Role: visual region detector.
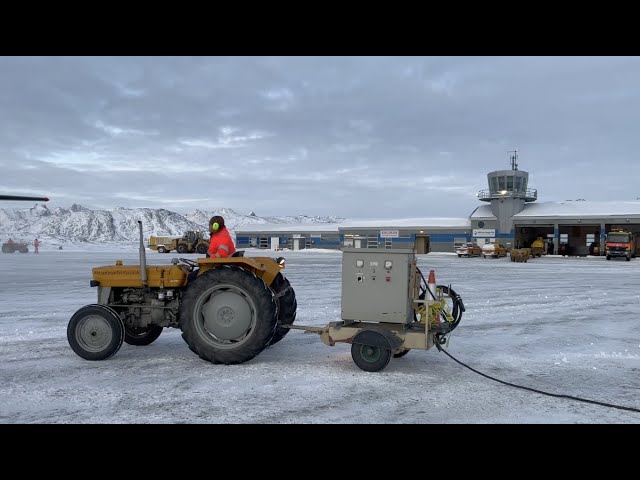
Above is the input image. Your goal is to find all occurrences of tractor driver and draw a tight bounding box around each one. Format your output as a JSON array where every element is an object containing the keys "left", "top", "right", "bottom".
[
  {"left": 207, "top": 215, "right": 236, "bottom": 258},
  {"left": 187, "top": 215, "right": 237, "bottom": 283}
]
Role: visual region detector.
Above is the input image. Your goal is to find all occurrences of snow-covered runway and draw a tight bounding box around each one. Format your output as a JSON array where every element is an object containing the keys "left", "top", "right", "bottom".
[{"left": 1, "top": 248, "right": 638, "bottom": 423}]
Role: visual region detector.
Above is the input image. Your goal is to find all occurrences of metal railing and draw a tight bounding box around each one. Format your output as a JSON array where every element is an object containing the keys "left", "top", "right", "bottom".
[{"left": 477, "top": 189, "right": 537, "bottom": 201}]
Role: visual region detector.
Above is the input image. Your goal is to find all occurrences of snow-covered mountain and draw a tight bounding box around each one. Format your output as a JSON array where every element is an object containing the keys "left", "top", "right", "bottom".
[{"left": 0, "top": 204, "right": 344, "bottom": 245}]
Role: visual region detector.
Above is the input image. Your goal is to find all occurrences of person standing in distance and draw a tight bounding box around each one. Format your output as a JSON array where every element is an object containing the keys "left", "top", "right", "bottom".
[{"left": 207, "top": 215, "right": 236, "bottom": 258}]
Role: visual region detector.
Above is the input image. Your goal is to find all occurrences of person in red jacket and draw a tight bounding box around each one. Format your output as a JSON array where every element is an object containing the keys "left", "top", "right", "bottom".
[{"left": 207, "top": 215, "right": 236, "bottom": 258}]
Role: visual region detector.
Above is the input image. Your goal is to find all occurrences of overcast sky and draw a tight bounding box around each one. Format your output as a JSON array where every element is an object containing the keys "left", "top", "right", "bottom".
[{"left": 2, "top": 56, "right": 640, "bottom": 219}]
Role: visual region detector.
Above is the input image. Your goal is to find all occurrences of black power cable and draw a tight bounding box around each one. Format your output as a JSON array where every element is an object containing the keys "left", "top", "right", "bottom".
[
  {"left": 435, "top": 340, "right": 640, "bottom": 414},
  {"left": 415, "top": 267, "right": 464, "bottom": 332}
]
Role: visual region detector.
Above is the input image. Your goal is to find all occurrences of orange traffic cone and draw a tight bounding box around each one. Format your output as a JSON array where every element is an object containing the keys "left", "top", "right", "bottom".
[{"left": 427, "top": 270, "right": 437, "bottom": 299}]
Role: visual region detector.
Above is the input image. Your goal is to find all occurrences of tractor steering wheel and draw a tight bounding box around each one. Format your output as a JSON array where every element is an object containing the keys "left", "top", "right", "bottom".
[{"left": 179, "top": 258, "right": 198, "bottom": 270}]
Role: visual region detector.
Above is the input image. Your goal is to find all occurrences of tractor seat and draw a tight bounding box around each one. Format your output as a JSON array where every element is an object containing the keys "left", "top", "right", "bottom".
[{"left": 231, "top": 250, "right": 245, "bottom": 257}]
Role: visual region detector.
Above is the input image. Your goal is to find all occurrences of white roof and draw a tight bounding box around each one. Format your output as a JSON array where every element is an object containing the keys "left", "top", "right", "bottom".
[
  {"left": 236, "top": 202, "right": 640, "bottom": 234},
  {"left": 236, "top": 217, "right": 471, "bottom": 234},
  {"left": 514, "top": 201, "right": 640, "bottom": 218},
  {"left": 236, "top": 223, "right": 343, "bottom": 233},
  {"left": 341, "top": 217, "right": 471, "bottom": 229},
  {"left": 470, "top": 201, "right": 640, "bottom": 220}
]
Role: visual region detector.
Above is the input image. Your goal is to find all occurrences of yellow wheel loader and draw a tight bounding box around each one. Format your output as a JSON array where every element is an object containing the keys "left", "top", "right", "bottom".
[{"left": 149, "top": 230, "right": 210, "bottom": 254}]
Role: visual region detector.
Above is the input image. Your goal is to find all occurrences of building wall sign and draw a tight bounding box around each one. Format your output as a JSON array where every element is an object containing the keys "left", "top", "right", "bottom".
[
  {"left": 473, "top": 228, "right": 496, "bottom": 237},
  {"left": 380, "top": 229, "right": 399, "bottom": 238}
]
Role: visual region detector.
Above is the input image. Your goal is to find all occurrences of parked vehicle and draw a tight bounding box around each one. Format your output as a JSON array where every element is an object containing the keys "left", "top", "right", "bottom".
[
  {"left": 482, "top": 242, "right": 507, "bottom": 258},
  {"left": 455, "top": 242, "right": 482, "bottom": 257},
  {"left": 605, "top": 228, "right": 636, "bottom": 261},
  {"left": 2, "top": 240, "right": 29, "bottom": 253},
  {"left": 148, "top": 230, "right": 209, "bottom": 254},
  {"left": 510, "top": 248, "right": 530, "bottom": 262},
  {"left": 530, "top": 237, "right": 545, "bottom": 257}
]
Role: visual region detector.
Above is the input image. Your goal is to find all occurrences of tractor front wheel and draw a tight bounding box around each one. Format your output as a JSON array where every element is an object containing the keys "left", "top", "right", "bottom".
[{"left": 67, "top": 305, "right": 124, "bottom": 360}]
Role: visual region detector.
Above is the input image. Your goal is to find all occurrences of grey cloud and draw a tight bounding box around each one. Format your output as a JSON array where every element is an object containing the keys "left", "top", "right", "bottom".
[{"left": 2, "top": 56, "right": 640, "bottom": 217}]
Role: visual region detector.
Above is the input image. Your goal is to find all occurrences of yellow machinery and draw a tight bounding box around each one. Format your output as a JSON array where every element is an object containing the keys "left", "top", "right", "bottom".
[
  {"left": 148, "top": 230, "right": 209, "bottom": 254},
  {"left": 67, "top": 222, "right": 296, "bottom": 365},
  {"left": 510, "top": 248, "right": 530, "bottom": 262},
  {"left": 530, "top": 237, "right": 545, "bottom": 257},
  {"left": 68, "top": 223, "right": 464, "bottom": 372}
]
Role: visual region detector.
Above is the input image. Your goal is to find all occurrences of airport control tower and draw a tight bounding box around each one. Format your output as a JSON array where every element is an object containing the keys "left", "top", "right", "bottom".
[{"left": 476, "top": 150, "right": 537, "bottom": 234}]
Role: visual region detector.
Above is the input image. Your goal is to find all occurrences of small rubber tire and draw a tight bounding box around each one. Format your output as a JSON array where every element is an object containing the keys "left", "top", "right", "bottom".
[{"left": 67, "top": 304, "right": 124, "bottom": 361}]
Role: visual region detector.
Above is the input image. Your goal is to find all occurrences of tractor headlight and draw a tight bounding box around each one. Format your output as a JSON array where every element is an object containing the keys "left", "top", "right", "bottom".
[{"left": 275, "top": 257, "right": 286, "bottom": 268}]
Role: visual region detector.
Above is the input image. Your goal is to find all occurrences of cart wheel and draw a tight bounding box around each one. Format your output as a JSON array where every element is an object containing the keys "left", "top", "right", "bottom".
[
  {"left": 351, "top": 342, "right": 392, "bottom": 372},
  {"left": 393, "top": 349, "right": 411, "bottom": 358}
]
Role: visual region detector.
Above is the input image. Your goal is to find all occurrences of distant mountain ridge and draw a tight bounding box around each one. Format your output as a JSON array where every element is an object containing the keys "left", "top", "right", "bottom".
[{"left": 0, "top": 204, "right": 345, "bottom": 244}]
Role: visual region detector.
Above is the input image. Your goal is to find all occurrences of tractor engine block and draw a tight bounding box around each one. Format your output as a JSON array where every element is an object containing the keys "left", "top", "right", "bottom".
[{"left": 115, "top": 287, "right": 181, "bottom": 328}]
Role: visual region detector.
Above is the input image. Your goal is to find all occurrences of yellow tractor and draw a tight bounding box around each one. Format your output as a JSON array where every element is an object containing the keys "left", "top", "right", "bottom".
[{"left": 67, "top": 222, "right": 296, "bottom": 364}]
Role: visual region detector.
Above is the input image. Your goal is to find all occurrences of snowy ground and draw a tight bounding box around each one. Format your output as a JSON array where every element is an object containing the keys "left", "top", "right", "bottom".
[{"left": 1, "top": 247, "right": 639, "bottom": 423}]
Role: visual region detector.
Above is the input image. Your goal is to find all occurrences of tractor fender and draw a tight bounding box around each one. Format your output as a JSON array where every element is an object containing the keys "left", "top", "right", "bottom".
[{"left": 351, "top": 328, "right": 403, "bottom": 351}]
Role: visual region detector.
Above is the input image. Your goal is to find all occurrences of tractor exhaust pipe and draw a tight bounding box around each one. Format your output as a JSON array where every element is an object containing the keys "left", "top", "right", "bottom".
[{"left": 138, "top": 221, "right": 148, "bottom": 287}]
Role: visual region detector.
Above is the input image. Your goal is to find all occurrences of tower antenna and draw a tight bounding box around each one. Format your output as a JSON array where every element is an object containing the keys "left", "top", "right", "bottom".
[{"left": 509, "top": 149, "right": 518, "bottom": 171}]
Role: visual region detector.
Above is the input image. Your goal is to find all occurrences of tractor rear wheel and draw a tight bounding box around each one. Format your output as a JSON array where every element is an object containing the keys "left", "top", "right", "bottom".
[
  {"left": 124, "top": 324, "right": 163, "bottom": 346},
  {"left": 266, "top": 273, "right": 297, "bottom": 347},
  {"left": 179, "top": 266, "right": 278, "bottom": 364},
  {"left": 67, "top": 304, "right": 125, "bottom": 360}
]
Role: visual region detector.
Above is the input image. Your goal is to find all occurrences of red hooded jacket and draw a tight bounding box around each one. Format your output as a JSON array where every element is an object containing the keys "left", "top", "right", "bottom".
[{"left": 208, "top": 227, "right": 236, "bottom": 258}]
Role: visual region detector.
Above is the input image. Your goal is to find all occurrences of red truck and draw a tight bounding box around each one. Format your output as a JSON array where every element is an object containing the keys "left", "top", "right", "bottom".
[{"left": 605, "top": 228, "right": 636, "bottom": 261}]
